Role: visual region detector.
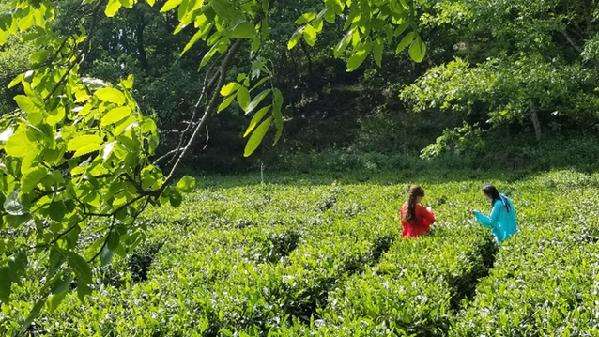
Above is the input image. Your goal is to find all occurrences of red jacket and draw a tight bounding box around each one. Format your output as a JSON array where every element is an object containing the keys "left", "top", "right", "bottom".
[{"left": 400, "top": 203, "right": 436, "bottom": 237}]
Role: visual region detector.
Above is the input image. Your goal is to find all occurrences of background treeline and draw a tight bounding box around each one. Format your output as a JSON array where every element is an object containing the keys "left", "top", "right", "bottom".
[{"left": 1, "top": 0, "right": 598, "bottom": 172}]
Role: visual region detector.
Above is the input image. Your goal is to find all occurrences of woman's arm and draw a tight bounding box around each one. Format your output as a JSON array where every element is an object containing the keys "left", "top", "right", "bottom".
[{"left": 473, "top": 203, "right": 500, "bottom": 229}]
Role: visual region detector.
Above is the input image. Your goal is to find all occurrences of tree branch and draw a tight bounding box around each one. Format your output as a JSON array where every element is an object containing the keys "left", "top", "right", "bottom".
[{"left": 163, "top": 40, "right": 242, "bottom": 185}]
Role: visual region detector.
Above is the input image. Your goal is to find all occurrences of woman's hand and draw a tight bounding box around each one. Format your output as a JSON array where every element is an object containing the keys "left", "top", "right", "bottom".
[{"left": 426, "top": 206, "right": 432, "bottom": 212}]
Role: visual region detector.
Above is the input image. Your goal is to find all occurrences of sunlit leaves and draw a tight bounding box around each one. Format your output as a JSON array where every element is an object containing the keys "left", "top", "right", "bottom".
[
  {"left": 161, "top": 0, "right": 183, "bottom": 12},
  {"left": 67, "top": 253, "right": 92, "bottom": 300},
  {"left": 229, "top": 22, "right": 255, "bottom": 39},
  {"left": 289, "top": 0, "right": 427, "bottom": 70},
  {"left": 236, "top": 86, "right": 251, "bottom": 112},
  {"left": 21, "top": 167, "right": 48, "bottom": 193},
  {"left": 0, "top": 66, "right": 169, "bottom": 320},
  {"left": 220, "top": 83, "right": 240, "bottom": 97},
  {"left": 244, "top": 116, "right": 272, "bottom": 157},
  {"left": 5, "top": 127, "right": 36, "bottom": 157},
  {"left": 67, "top": 135, "right": 103, "bottom": 158},
  {"left": 218, "top": 95, "right": 236, "bottom": 113},
  {"left": 176, "top": 176, "right": 197, "bottom": 192},
  {"left": 0, "top": 252, "right": 27, "bottom": 302},
  {"left": 302, "top": 24, "right": 317, "bottom": 46},
  {"left": 105, "top": 0, "right": 122, "bottom": 17},
  {"left": 246, "top": 89, "right": 271, "bottom": 114},
  {"left": 101, "top": 106, "right": 132, "bottom": 127},
  {"left": 396, "top": 32, "right": 417, "bottom": 54},
  {"left": 346, "top": 47, "right": 369, "bottom": 72},
  {"left": 0, "top": 2, "right": 54, "bottom": 46},
  {"left": 244, "top": 105, "right": 270, "bottom": 137},
  {"left": 408, "top": 36, "right": 426, "bottom": 63},
  {"left": 219, "top": 76, "right": 284, "bottom": 155},
  {"left": 95, "top": 87, "right": 126, "bottom": 105}
]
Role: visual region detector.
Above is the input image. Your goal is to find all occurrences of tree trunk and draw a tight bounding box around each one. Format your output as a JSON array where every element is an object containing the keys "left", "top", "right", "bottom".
[{"left": 529, "top": 103, "right": 542, "bottom": 141}]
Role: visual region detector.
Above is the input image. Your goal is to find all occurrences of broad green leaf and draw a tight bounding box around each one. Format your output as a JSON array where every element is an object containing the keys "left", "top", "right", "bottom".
[
  {"left": 8, "top": 74, "right": 24, "bottom": 88},
  {"left": 244, "top": 117, "right": 272, "bottom": 157},
  {"left": 101, "top": 106, "right": 132, "bottom": 127},
  {"left": 303, "top": 24, "right": 317, "bottom": 46},
  {"left": 199, "top": 40, "right": 226, "bottom": 68},
  {"left": 141, "top": 165, "right": 163, "bottom": 190},
  {"left": 244, "top": 105, "right": 270, "bottom": 137},
  {"left": 95, "top": 87, "right": 126, "bottom": 105},
  {"left": 46, "top": 278, "right": 69, "bottom": 312},
  {"left": 14, "top": 95, "right": 44, "bottom": 121},
  {"left": 46, "top": 202, "right": 67, "bottom": 222},
  {"left": 0, "top": 29, "right": 8, "bottom": 46},
  {"left": 220, "top": 83, "right": 239, "bottom": 97},
  {"left": 146, "top": 0, "right": 156, "bottom": 6},
  {"left": 334, "top": 29, "right": 353, "bottom": 58},
  {"left": 396, "top": 31, "right": 416, "bottom": 54},
  {"left": 181, "top": 27, "right": 209, "bottom": 55},
  {"left": 99, "top": 242, "right": 113, "bottom": 267},
  {"left": 68, "top": 253, "right": 91, "bottom": 283},
  {"left": 120, "top": 0, "right": 134, "bottom": 8},
  {"left": 230, "top": 22, "right": 255, "bottom": 39},
  {"left": 21, "top": 167, "right": 49, "bottom": 193},
  {"left": 67, "top": 253, "right": 92, "bottom": 300},
  {"left": 245, "top": 89, "right": 271, "bottom": 114},
  {"left": 161, "top": 0, "right": 183, "bottom": 12},
  {"left": 408, "top": 36, "right": 426, "bottom": 63},
  {"left": 194, "top": 13, "right": 208, "bottom": 28},
  {"left": 67, "top": 135, "right": 103, "bottom": 158},
  {"left": 0, "top": 252, "right": 27, "bottom": 302},
  {"left": 296, "top": 11, "right": 317, "bottom": 24},
  {"left": 217, "top": 95, "right": 236, "bottom": 113},
  {"left": 176, "top": 176, "right": 197, "bottom": 192},
  {"left": 237, "top": 86, "right": 251, "bottom": 112},
  {"left": 105, "top": 0, "right": 122, "bottom": 17},
  {"left": 287, "top": 30, "right": 302, "bottom": 50},
  {"left": 0, "top": 267, "right": 11, "bottom": 302},
  {"left": 168, "top": 188, "right": 183, "bottom": 207},
  {"left": 46, "top": 107, "right": 66, "bottom": 126},
  {"left": 5, "top": 128, "right": 36, "bottom": 158},
  {"left": 346, "top": 48, "right": 368, "bottom": 72},
  {"left": 211, "top": 0, "right": 239, "bottom": 22},
  {"left": 122, "top": 74, "right": 134, "bottom": 89},
  {"left": 250, "top": 77, "right": 270, "bottom": 91}
]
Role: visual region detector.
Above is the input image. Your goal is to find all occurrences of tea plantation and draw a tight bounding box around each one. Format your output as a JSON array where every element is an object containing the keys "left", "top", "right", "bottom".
[{"left": 1, "top": 169, "right": 597, "bottom": 336}]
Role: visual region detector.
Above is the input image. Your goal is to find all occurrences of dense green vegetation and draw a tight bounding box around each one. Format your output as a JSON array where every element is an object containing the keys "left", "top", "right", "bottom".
[
  {"left": 0, "top": 0, "right": 598, "bottom": 335},
  {"left": 1, "top": 169, "right": 597, "bottom": 336}
]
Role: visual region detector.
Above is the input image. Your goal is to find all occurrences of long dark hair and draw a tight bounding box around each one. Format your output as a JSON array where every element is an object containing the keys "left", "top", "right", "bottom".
[
  {"left": 406, "top": 185, "right": 424, "bottom": 222},
  {"left": 483, "top": 184, "right": 511, "bottom": 212}
]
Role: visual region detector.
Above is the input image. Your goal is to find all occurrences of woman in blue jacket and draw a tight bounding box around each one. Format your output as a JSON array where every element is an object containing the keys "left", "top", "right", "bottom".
[{"left": 469, "top": 184, "right": 517, "bottom": 243}]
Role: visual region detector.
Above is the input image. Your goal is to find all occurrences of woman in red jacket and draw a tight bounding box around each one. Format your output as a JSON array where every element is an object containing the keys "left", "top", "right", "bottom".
[{"left": 399, "top": 185, "right": 436, "bottom": 237}]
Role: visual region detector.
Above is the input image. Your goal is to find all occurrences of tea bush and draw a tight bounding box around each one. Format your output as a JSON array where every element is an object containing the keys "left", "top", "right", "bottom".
[{"left": 1, "top": 169, "right": 598, "bottom": 337}]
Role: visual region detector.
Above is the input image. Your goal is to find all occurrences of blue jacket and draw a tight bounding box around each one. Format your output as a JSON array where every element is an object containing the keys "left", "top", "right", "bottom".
[{"left": 473, "top": 194, "right": 517, "bottom": 243}]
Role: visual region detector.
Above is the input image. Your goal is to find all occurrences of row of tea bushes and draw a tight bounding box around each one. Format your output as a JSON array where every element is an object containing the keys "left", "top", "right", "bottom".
[
  {"left": 450, "top": 177, "right": 599, "bottom": 337},
  {"left": 267, "top": 225, "right": 495, "bottom": 337}
]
